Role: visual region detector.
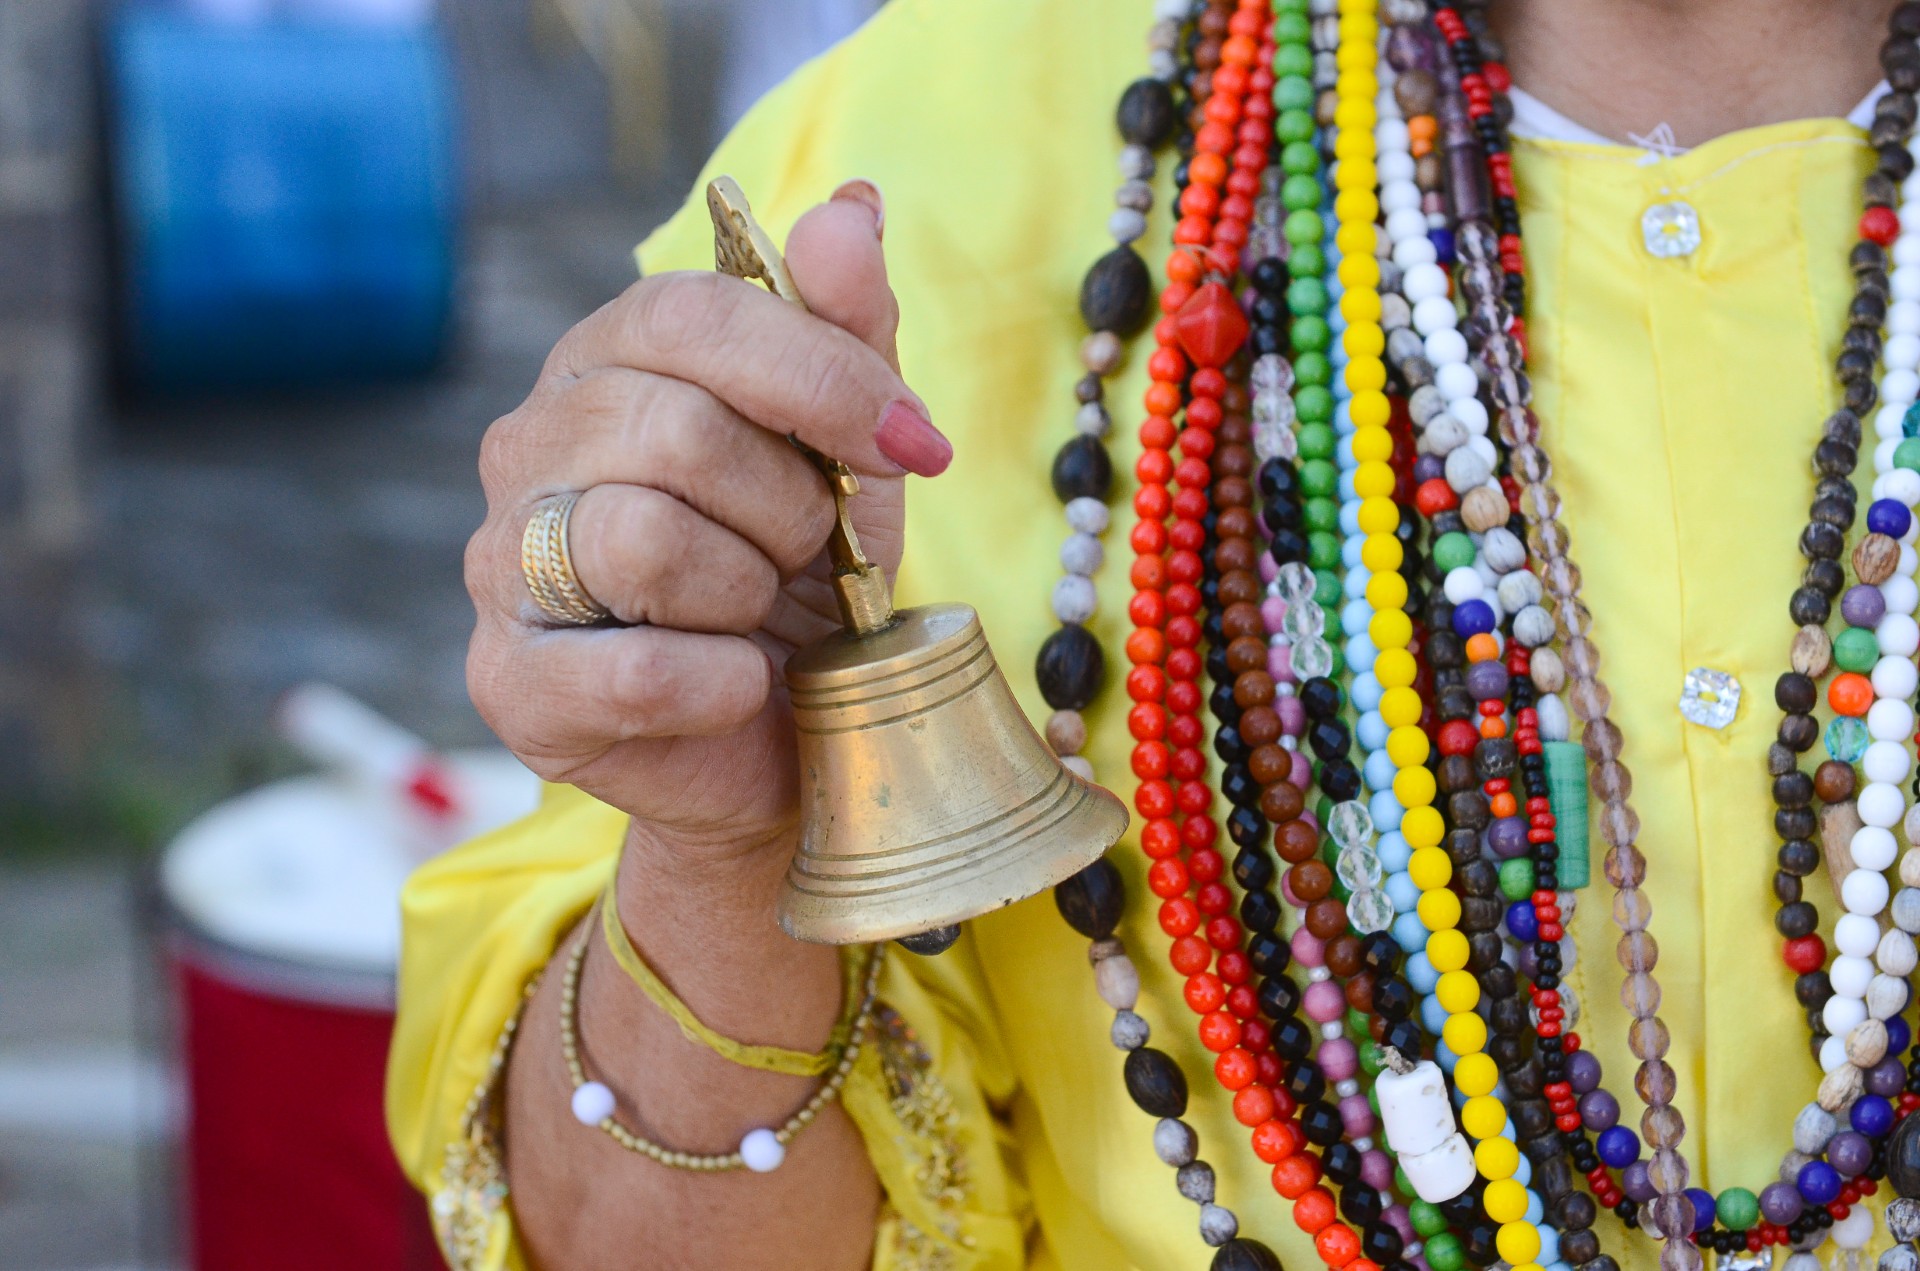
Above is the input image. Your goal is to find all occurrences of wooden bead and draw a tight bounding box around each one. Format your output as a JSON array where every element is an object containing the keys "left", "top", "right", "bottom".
[
  {"left": 1792, "top": 624, "right": 1834, "bottom": 677},
  {"left": 1529, "top": 646, "right": 1566, "bottom": 693},
  {"left": 1274, "top": 815, "right": 1318, "bottom": 862},
  {"left": 1079, "top": 246, "right": 1152, "bottom": 335},
  {"left": 1036, "top": 624, "right": 1105, "bottom": 711},
  {"left": 1054, "top": 858, "right": 1124, "bottom": 940},
  {"left": 1116, "top": 77, "right": 1176, "bottom": 146},
  {"left": 1226, "top": 635, "right": 1267, "bottom": 674},
  {"left": 1817, "top": 1061, "right": 1864, "bottom": 1112},
  {"left": 1853, "top": 1011, "right": 1895, "bottom": 1062},
  {"left": 1813, "top": 760, "right": 1856, "bottom": 803},
  {"left": 1821, "top": 802, "right": 1865, "bottom": 896},
  {"left": 1051, "top": 435, "right": 1114, "bottom": 502},
  {"left": 1304, "top": 896, "right": 1347, "bottom": 938},
  {"left": 1394, "top": 68, "right": 1439, "bottom": 114},
  {"left": 1248, "top": 744, "right": 1291, "bottom": 786},
  {"left": 1081, "top": 331, "right": 1122, "bottom": 374},
  {"left": 1854, "top": 532, "right": 1901, "bottom": 585},
  {"left": 1290, "top": 859, "right": 1333, "bottom": 901},
  {"left": 1889, "top": 1109, "right": 1920, "bottom": 1198},
  {"left": 1045, "top": 709, "right": 1087, "bottom": 757},
  {"left": 1124, "top": 1048, "right": 1189, "bottom": 1118},
  {"left": 1461, "top": 485, "right": 1509, "bottom": 532}
]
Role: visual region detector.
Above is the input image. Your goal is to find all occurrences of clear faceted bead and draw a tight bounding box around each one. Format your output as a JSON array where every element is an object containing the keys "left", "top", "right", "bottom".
[
  {"left": 1276, "top": 562, "right": 1318, "bottom": 604},
  {"left": 1347, "top": 887, "right": 1396, "bottom": 934},
  {"left": 1292, "top": 637, "right": 1335, "bottom": 678},
  {"left": 1253, "top": 390, "right": 1296, "bottom": 428},
  {"left": 1328, "top": 800, "right": 1374, "bottom": 849},
  {"left": 1251, "top": 354, "right": 1295, "bottom": 396},
  {"left": 1677, "top": 666, "right": 1740, "bottom": 729},
  {"left": 1254, "top": 415, "right": 1298, "bottom": 463},
  {"left": 1282, "top": 601, "right": 1326, "bottom": 641},
  {"left": 1336, "top": 847, "right": 1385, "bottom": 891}
]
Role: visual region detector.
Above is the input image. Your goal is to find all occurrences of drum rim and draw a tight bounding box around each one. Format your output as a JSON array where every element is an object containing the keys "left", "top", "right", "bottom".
[{"left": 166, "top": 907, "right": 397, "bottom": 1012}]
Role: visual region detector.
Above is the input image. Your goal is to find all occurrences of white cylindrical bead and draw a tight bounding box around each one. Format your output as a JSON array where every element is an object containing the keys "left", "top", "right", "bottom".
[
  {"left": 1376, "top": 1060, "right": 1457, "bottom": 1157},
  {"left": 1401, "top": 1132, "right": 1477, "bottom": 1203}
]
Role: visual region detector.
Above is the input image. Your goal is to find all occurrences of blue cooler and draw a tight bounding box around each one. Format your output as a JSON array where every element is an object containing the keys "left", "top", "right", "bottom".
[{"left": 106, "top": 7, "right": 459, "bottom": 391}]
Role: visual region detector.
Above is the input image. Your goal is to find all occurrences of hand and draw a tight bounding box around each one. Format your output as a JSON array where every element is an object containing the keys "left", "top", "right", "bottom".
[{"left": 465, "top": 182, "right": 951, "bottom": 872}]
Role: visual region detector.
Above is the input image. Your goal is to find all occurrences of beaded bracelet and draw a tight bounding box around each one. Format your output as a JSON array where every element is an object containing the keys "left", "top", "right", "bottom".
[{"left": 562, "top": 910, "right": 883, "bottom": 1173}]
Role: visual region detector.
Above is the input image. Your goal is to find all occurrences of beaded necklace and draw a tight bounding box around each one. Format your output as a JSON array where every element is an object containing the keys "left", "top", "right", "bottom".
[
  {"left": 1044, "top": 2, "right": 1287, "bottom": 1260},
  {"left": 1025, "top": 2, "right": 1920, "bottom": 1268},
  {"left": 1436, "top": 7, "right": 1920, "bottom": 1267}
]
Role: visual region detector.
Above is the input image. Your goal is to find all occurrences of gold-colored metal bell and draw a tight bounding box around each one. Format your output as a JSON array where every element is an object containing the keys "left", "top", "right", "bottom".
[{"left": 707, "top": 177, "right": 1128, "bottom": 946}]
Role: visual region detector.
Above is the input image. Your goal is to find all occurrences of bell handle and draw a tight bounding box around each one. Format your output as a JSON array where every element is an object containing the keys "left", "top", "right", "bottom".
[{"left": 706, "top": 176, "right": 894, "bottom": 636}]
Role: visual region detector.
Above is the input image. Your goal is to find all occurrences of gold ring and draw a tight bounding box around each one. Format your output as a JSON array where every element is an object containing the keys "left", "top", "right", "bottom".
[{"left": 520, "top": 493, "right": 613, "bottom": 626}]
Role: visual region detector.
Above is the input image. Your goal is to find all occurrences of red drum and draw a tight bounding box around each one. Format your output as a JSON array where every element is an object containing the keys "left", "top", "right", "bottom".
[{"left": 162, "top": 751, "right": 539, "bottom": 1271}]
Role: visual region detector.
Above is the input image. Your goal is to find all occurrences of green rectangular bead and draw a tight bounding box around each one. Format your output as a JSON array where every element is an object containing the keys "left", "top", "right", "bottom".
[{"left": 1544, "top": 740, "right": 1590, "bottom": 889}]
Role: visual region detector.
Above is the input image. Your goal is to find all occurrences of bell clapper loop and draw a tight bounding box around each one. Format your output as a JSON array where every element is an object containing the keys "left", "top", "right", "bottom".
[
  {"left": 820, "top": 459, "right": 894, "bottom": 635},
  {"left": 707, "top": 176, "right": 895, "bottom": 637}
]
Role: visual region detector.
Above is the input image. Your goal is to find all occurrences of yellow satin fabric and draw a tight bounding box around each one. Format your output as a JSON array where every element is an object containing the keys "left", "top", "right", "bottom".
[{"left": 385, "top": 0, "right": 1889, "bottom": 1266}]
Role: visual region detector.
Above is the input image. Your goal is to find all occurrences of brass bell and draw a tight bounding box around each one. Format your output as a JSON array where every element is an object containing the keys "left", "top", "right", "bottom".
[{"left": 707, "top": 177, "right": 1128, "bottom": 947}]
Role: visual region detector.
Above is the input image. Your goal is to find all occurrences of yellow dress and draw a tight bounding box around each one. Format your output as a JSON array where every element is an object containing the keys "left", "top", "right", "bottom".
[{"left": 385, "top": 0, "right": 1889, "bottom": 1266}]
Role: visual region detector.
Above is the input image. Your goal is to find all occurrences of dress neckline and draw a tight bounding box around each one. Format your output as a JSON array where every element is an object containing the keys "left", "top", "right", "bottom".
[{"left": 1507, "top": 81, "right": 1885, "bottom": 155}]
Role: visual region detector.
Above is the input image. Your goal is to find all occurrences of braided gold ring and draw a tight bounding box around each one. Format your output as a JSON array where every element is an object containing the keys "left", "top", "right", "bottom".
[{"left": 520, "top": 492, "right": 613, "bottom": 626}]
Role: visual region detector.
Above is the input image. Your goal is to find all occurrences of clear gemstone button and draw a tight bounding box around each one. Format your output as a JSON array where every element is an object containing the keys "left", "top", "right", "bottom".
[
  {"left": 1679, "top": 666, "right": 1740, "bottom": 729},
  {"left": 1642, "top": 202, "right": 1701, "bottom": 258}
]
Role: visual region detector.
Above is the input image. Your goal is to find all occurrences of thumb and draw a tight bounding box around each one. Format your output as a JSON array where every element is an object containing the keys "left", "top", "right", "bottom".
[
  {"left": 786, "top": 180, "right": 947, "bottom": 481},
  {"left": 785, "top": 180, "right": 902, "bottom": 373}
]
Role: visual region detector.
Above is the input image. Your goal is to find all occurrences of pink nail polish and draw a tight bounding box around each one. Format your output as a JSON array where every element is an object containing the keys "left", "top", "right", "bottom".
[
  {"left": 830, "top": 179, "right": 885, "bottom": 239},
  {"left": 875, "top": 400, "right": 951, "bottom": 477}
]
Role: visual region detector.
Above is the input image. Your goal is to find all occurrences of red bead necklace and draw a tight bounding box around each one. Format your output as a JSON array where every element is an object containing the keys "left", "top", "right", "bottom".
[{"left": 1126, "top": 6, "right": 1369, "bottom": 1266}]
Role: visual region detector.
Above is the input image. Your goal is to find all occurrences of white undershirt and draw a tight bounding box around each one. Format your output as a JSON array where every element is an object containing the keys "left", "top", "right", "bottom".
[{"left": 1506, "top": 82, "right": 1888, "bottom": 154}]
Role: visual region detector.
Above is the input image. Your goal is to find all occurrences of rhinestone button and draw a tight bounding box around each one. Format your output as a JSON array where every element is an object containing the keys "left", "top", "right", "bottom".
[
  {"left": 1642, "top": 201, "right": 1701, "bottom": 258},
  {"left": 1679, "top": 666, "right": 1741, "bottom": 729}
]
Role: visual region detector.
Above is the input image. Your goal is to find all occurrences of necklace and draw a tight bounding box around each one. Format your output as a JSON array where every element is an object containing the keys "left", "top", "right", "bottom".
[{"left": 1027, "top": 1, "right": 1920, "bottom": 1266}]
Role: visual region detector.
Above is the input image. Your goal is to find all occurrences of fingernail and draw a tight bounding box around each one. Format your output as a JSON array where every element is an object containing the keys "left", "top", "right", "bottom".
[
  {"left": 831, "top": 178, "right": 885, "bottom": 239},
  {"left": 875, "top": 400, "right": 951, "bottom": 477}
]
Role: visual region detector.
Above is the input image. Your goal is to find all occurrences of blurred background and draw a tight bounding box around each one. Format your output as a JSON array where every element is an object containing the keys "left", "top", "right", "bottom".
[{"left": 0, "top": 0, "right": 883, "bottom": 1265}]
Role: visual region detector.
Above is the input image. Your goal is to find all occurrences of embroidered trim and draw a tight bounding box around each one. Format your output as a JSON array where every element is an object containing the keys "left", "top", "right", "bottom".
[
  {"left": 875, "top": 1003, "right": 973, "bottom": 1269},
  {"left": 431, "top": 978, "right": 537, "bottom": 1269}
]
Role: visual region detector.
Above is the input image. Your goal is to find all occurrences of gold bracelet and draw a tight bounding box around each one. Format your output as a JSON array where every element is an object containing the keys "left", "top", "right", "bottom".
[{"left": 560, "top": 906, "right": 882, "bottom": 1172}]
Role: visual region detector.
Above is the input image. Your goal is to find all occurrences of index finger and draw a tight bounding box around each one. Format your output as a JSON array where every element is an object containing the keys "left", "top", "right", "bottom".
[{"left": 550, "top": 270, "right": 946, "bottom": 478}]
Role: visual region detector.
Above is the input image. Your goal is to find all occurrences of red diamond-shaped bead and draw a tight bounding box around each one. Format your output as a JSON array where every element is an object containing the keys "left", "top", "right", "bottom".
[{"left": 1172, "top": 281, "right": 1248, "bottom": 369}]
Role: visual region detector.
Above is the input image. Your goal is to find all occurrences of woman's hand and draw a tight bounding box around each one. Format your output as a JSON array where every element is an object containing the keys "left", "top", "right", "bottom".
[
  {"left": 465, "top": 184, "right": 949, "bottom": 869},
  {"left": 491, "top": 187, "right": 937, "bottom": 1268}
]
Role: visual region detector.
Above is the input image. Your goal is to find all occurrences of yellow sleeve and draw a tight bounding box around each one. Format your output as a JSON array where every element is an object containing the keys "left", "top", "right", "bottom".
[
  {"left": 388, "top": 0, "right": 1165, "bottom": 1260},
  {"left": 385, "top": 778, "right": 1034, "bottom": 1270}
]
